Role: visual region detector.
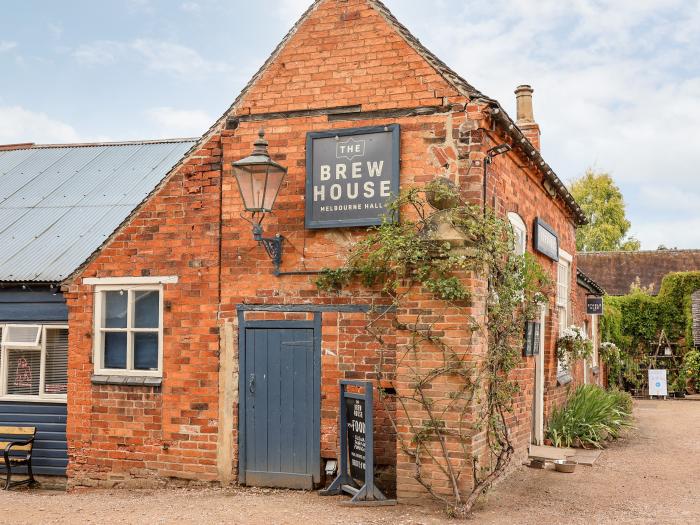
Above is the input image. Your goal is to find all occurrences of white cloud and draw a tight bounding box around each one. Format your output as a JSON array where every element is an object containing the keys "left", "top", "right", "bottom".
[
  {"left": 48, "top": 22, "right": 63, "bottom": 39},
  {"left": 73, "top": 38, "right": 231, "bottom": 78},
  {"left": 632, "top": 217, "right": 700, "bottom": 250},
  {"left": 383, "top": 0, "right": 700, "bottom": 249},
  {"left": 0, "top": 106, "right": 81, "bottom": 144},
  {"left": 0, "top": 41, "right": 17, "bottom": 53},
  {"left": 146, "top": 106, "right": 212, "bottom": 137},
  {"left": 180, "top": 1, "right": 200, "bottom": 12},
  {"left": 73, "top": 40, "right": 123, "bottom": 65},
  {"left": 131, "top": 39, "right": 229, "bottom": 77},
  {"left": 126, "top": 0, "right": 154, "bottom": 14}
]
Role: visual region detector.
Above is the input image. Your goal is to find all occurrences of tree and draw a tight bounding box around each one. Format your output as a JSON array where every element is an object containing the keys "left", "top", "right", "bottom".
[{"left": 570, "top": 169, "right": 640, "bottom": 252}]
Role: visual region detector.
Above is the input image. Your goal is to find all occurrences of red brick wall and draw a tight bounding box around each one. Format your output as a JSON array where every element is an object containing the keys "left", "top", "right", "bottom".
[
  {"left": 479, "top": 127, "right": 585, "bottom": 458},
  {"left": 64, "top": 0, "right": 580, "bottom": 499},
  {"left": 65, "top": 137, "right": 224, "bottom": 487}
]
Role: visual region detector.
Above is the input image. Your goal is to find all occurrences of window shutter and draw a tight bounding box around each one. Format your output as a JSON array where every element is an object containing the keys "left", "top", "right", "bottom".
[{"left": 44, "top": 328, "right": 68, "bottom": 395}]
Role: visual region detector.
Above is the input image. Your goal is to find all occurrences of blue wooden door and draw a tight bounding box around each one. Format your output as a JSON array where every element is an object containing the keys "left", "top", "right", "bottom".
[{"left": 242, "top": 324, "right": 320, "bottom": 489}]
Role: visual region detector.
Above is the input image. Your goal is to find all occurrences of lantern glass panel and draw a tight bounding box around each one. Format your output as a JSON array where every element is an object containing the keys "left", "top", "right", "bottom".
[
  {"left": 233, "top": 167, "right": 255, "bottom": 211},
  {"left": 250, "top": 165, "right": 270, "bottom": 211},
  {"left": 262, "top": 166, "right": 285, "bottom": 211}
]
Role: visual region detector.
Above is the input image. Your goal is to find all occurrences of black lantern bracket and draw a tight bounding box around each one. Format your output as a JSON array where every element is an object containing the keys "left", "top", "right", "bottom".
[
  {"left": 239, "top": 213, "right": 285, "bottom": 276},
  {"left": 252, "top": 219, "right": 284, "bottom": 276}
]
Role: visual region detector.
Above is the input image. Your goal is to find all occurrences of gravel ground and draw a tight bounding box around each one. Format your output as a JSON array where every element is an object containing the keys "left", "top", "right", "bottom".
[{"left": 1, "top": 399, "right": 698, "bottom": 525}]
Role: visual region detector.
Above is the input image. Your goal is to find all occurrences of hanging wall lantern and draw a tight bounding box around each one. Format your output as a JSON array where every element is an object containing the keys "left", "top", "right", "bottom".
[{"left": 233, "top": 129, "right": 288, "bottom": 275}]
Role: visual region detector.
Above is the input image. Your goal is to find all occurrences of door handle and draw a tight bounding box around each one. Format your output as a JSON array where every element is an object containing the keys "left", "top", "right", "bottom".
[{"left": 248, "top": 373, "right": 255, "bottom": 394}]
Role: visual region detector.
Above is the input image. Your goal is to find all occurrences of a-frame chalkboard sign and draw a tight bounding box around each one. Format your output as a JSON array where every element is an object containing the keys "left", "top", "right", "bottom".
[{"left": 320, "top": 380, "right": 395, "bottom": 505}]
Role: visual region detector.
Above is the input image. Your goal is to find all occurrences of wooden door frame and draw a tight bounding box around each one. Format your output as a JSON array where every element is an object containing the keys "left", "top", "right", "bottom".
[
  {"left": 236, "top": 312, "right": 322, "bottom": 486},
  {"left": 532, "top": 304, "right": 546, "bottom": 445}
]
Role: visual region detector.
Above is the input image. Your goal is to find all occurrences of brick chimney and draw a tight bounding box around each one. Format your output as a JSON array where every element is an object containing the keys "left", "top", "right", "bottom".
[{"left": 515, "top": 85, "right": 541, "bottom": 151}]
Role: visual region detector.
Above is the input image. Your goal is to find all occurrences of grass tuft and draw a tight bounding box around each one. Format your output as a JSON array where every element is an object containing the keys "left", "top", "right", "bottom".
[{"left": 546, "top": 385, "right": 634, "bottom": 448}]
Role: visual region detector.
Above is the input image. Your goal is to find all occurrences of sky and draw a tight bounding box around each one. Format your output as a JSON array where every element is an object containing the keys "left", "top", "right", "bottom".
[{"left": 1, "top": 0, "right": 699, "bottom": 249}]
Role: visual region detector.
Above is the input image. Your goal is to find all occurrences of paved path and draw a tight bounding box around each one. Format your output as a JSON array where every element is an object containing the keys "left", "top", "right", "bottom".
[
  {"left": 0, "top": 399, "right": 697, "bottom": 524},
  {"left": 476, "top": 399, "right": 700, "bottom": 524}
]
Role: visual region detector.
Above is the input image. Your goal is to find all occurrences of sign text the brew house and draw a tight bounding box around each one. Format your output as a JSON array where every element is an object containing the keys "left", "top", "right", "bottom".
[{"left": 305, "top": 125, "right": 400, "bottom": 229}]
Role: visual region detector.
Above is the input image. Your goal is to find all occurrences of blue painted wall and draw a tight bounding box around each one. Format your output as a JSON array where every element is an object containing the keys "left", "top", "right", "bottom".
[
  {"left": 0, "top": 286, "right": 67, "bottom": 322},
  {"left": 0, "top": 287, "right": 68, "bottom": 477},
  {"left": 0, "top": 402, "right": 67, "bottom": 476}
]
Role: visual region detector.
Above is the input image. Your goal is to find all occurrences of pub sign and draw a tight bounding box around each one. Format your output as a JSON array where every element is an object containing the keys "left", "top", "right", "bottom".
[
  {"left": 533, "top": 217, "right": 559, "bottom": 261},
  {"left": 305, "top": 125, "right": 400, "bottom": 229},
  {"left": 586, "top": 296, "right": 604, "bottom": 315}
]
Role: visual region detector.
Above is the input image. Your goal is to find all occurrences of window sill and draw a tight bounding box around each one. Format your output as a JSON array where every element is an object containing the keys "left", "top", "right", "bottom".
[
  {"left": 0, "top": 396, "right": 67, "bottom": 404},
  {"left": 91, "top": 374, "right": 162, "bottom": 387}
]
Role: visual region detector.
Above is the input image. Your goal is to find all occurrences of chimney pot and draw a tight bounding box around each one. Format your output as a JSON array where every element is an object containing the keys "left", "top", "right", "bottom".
[
  {"left": 515, "top": 84, "right": 534, "bottom": 124},
  {"left": 514, "top": 84, "right": 541, "bottom": 150}
]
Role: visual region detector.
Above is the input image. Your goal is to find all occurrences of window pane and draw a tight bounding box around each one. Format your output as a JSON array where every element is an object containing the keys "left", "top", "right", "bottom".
[
  {"left": 133, "top": 332, "right": 158, "bottom": 370},
  {"left": 104, "top": 291, "right": 128, "bottom": 328},
  {"left": 104, "top": 332, "right": 127, "bottom": 369},
  {"left": 4, "top": 325, "right": 42, "bottom": 346},
  {"left": 134, "top": 290, "right": 159, "bottom": 328},
  {"left": 7, "top": 349, "right": 40, "bottom": 396},
  {"left": 45, "top": 328, "right": 68, "bottom": 395}
]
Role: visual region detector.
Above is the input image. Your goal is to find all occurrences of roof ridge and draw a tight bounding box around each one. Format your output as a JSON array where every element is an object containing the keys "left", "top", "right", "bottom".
[
  {"left": 0, "top": 138, "right": 198, "bottom": 151},
  {"left": 1, "top": 138, "right": 199, "bottom": 150}
]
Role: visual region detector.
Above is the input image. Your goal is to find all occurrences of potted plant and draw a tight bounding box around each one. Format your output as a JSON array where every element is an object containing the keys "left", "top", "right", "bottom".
[{"left": 556, "top": 325, "right": 593, "bottom": 372}]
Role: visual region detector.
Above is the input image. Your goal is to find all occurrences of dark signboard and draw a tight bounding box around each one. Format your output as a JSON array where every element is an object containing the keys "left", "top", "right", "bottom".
[
  {"left": 533, "top": 218, "right": 559, "bottom": 261},
  {"left": 305, "top": 125, "right": 400, "bottom": 229},
  {"left": 523, "top": 320, "right": 541, "bottom": 356},
  {"left": 587, "top": 296, "right": 604, "bottom": 315},
  {"left": 321, "top": 380, "right": 392, "bottom": 504},
  {"left": 345, "top": 397, "right": 367, "bottom": 481}
]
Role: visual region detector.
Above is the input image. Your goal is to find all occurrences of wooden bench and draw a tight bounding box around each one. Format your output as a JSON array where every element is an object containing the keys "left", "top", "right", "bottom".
[{"left": 0, "top": 426, "right": 37, "bottom": 490}]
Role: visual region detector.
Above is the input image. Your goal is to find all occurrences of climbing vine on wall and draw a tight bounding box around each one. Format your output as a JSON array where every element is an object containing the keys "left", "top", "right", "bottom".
[{"left": 316, "top": 180, "right": 550, "bottom": 517}]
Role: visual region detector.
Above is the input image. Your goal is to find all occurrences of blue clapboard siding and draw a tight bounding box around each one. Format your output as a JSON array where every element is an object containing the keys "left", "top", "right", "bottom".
[
  {"left": 0, "top": 402, "right": 67, "bottom": 476},
  {"left": 0, "top": 287, "right": 67, "bottom": 322}
]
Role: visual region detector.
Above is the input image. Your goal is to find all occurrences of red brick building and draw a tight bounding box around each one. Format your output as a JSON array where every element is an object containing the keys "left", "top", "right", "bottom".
[{"left": 59, "top": 0, "right": 598, "bottom": 499}]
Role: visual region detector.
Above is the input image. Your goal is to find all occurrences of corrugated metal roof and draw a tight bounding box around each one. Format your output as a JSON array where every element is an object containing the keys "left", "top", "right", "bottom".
[{"left": 0, "top": 139, "right": 196, "bottom": 282}]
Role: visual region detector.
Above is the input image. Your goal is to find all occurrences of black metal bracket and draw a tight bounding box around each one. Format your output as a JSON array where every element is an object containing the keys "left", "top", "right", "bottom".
[{"left": 251, "top": 222, "right": 284, "bottom": 276}]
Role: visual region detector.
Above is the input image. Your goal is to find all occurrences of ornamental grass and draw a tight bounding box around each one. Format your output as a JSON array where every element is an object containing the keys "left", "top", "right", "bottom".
[{"left": 546, "top": 385, "right": 634, "bottom": 449}]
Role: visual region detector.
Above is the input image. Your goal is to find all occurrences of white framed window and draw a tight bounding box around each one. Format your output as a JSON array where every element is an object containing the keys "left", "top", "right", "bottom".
[
  {"left": 507, "top": 212, "right": 527, "bottom": 256},
  {"left": 93, "top": 284, "right": 163, "bottom": 377},
  {"left": 556, "top": 249, "right": 572, "bottom": 377},
  {"left": 557, "top": 250, "right": 572, "bottom": 320},
  {"left": 0, "top": 324, "right": 68, "bottom": 402}
]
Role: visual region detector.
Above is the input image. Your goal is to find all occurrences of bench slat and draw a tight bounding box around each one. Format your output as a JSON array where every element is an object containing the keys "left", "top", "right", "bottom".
[
  {"left": 0, "top": 442, "right": 32, "bottom": 451},
  {"left": 0, "top": 426, "right": 36, "bottom": 435}
]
